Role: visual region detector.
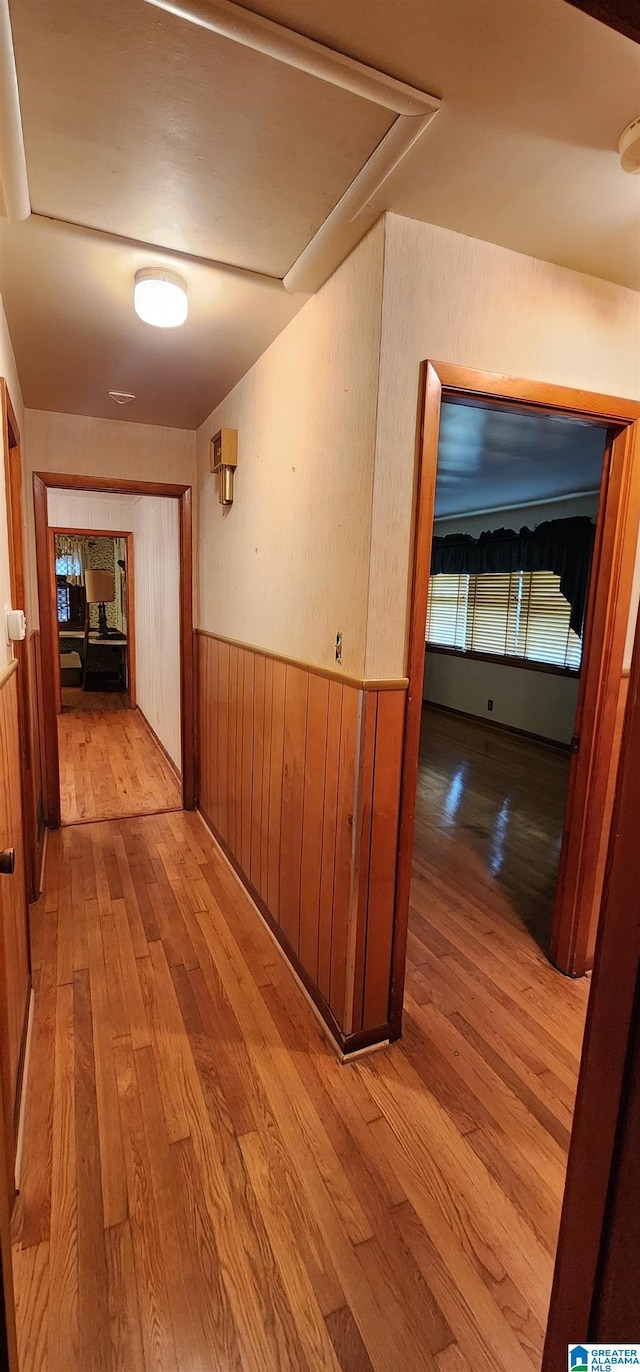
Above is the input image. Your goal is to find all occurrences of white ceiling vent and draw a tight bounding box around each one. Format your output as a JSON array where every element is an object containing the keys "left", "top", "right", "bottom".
[{"left": 108, "top": 390, "right": 136, "bottom": 405}]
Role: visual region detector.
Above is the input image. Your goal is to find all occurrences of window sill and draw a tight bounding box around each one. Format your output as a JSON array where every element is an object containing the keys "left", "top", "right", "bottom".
[{"left": 425, "top": 644, "right": 580, "bottom": 679}]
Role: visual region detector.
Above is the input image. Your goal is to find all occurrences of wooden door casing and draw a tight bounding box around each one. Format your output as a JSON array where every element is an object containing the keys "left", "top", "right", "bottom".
[
  {"left": 544, "top": 543, "right": 640, "bottom": 1362},
  {"left": 389, "top": 363, "right": 640, "bottom": 1035},
  {"left": 33, "top": 471, "right": 195, "bottom": 826}
]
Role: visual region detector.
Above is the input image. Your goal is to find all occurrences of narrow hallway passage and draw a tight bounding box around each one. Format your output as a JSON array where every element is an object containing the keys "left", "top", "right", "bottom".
[
  {"left": 12, "top": 808, "right": 588, "bottom": 1372},
  {"left": 57, "top": 710, "right": 182, "bottom": 823}
]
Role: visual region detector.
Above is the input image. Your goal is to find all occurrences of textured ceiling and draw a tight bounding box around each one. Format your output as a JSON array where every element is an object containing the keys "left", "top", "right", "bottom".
[
  {"left": 434, "top": 401, "right": 608, "bottom": 518},
  {"left": 1, "top": 0, "right": 639, "bottom": 429},
  {"left": 0, "top": 215, "right": 303, "bottom": 427}
]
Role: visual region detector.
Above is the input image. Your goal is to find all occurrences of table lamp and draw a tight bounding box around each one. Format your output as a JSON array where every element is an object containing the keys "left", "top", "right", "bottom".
[{"left": 84, "top": 568, "right": 115, "bottom": 638}]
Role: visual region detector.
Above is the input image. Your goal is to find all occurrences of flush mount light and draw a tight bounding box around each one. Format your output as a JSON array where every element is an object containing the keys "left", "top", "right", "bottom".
[
  {"left": 133, "top": 268, "right": 188, "bottom": 328},
  {"left": 108, "top": 391, "right": 136, "bottom": 405}
]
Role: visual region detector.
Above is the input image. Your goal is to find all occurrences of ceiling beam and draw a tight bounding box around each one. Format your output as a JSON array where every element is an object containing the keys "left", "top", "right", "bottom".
[
  {"left": 283, "top": 111, "right": 436, "bottom": 295},
  {"left": 146, "top": 0, "right": 440, "bottom": 294},
  {"left": 144, "top": 0, "right": 439, "bottom": 114},
  {"left": 0, "top": 0, "right": 30, "bottom": 220}
]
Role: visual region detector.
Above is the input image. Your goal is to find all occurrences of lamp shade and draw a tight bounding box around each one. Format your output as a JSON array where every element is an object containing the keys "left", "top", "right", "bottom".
[{"left": 84, "top": 569, "right": 115, "bottom": 603}]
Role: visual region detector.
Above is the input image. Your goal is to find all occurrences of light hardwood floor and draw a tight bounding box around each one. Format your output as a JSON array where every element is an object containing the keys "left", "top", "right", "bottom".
[
  {"left": 12, "top": 715, "right": 590, "bottom": 1372},
  {"left": 58, "top": 707, "right": 182, "bottom": 823}
]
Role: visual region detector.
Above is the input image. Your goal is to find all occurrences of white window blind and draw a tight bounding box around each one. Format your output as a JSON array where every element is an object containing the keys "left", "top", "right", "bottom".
[{"left": 426, "top": 570, "right": 582, "bottom": 671}]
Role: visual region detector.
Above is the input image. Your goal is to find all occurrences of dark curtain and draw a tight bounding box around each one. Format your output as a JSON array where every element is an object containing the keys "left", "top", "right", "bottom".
[{"left": 431, "top": 516, "right": 596, "bottom": 636}]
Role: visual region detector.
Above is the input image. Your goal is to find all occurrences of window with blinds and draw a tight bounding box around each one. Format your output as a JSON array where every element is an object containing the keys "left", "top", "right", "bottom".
[{"left": 426, "top": 570, "right": 582, "bottom": 671}]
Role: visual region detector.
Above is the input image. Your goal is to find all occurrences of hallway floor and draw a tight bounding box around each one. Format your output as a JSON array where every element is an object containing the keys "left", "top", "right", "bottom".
[
  {"left": 11, "top": 795, "right": 589, "bottom": 1371},
  {"left": 58, "top": 708, "right": 182, "bottom": 823}
]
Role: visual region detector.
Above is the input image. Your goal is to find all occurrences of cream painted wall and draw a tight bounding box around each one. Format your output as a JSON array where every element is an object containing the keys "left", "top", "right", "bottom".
[
  {"left": 0, "top": 297, "right": 25, "bottom": 666},
  {"left": 132, "top": 495, "right": 181, "bottom": 769},
  {"left": 46, "top": 488, "right": 181, "bottom": 768},
  {"left": 366, "top": 215, "right": 640, "bottom": 678},
  {"left": 25, "top": 408, "right": 195, "bottom": 626},
  {"left": 195, "top": 220, "right": 385, "bottom": 677},
  {"left": 424, "top": 656, "right": 579, "bottom": 745}
]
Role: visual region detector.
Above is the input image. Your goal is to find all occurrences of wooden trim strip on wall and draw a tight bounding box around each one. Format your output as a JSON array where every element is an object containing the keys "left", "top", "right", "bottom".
[{"left": 195, "top": 628, "right": 409, "bottom": 692}]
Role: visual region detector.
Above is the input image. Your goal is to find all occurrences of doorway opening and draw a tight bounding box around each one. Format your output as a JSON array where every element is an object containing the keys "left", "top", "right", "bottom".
[
  {"left": 419, "top": 398, "right": 606, "bottom": 959},
  {"left": 33, "top": 472, "right": 195, "bottom": 827},
  {"left": 54, "top": 529, "right": 133, "bottom": 712},
  {"left": 392, "top": 365, "right": 640, "bottom": 1040}
]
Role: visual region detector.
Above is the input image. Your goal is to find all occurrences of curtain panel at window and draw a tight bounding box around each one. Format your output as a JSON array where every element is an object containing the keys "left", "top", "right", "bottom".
[{"left": 431, "top": 517, "right": 595, "bottom": 636}]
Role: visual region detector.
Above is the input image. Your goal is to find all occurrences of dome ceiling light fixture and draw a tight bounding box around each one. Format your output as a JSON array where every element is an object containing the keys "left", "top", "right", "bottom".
[
  {"left": 133, "top": 268, "right": 188, "bottom": 328},
  {"left": 108, "top": 390, "right": 136, "bottom": 405}
]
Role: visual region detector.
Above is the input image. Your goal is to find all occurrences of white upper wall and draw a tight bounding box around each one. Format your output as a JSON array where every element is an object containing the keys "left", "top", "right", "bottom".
[
  {"left": 195, "top": 219, "right": 385, "bottom": 678},
  {"left": 0, "top": 297, "right": 25, "bottom": 666},
  {"left": 366, "top": 215, "right": 640, "bottom": 678}
]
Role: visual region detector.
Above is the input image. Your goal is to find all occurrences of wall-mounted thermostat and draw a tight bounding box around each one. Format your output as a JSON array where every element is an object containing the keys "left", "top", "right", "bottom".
[{"left": 5, "top": 607, "right": 26, "bottom": 644}]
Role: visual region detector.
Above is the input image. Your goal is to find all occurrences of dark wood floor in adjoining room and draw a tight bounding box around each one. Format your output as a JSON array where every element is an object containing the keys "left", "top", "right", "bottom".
[{"left": 11, "top": 710, "right": 590, "bottom": 1372}]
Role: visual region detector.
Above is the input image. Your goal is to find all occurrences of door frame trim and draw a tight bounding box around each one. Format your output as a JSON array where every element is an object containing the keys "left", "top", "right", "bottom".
[
  {"left": 33, "top": 471, "right": 194, "bottom": 826},
  {"left": 1, "top": 381, "right": 38, "bottom": 901},
  {"left": 389, "top": 361, "right": 640, "bottom": 1036}
]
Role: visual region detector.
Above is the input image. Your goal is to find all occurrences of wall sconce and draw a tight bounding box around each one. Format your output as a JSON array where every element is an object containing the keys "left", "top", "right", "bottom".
[{"left": 210, "top": 428, "right": 238, "bottom": 505}]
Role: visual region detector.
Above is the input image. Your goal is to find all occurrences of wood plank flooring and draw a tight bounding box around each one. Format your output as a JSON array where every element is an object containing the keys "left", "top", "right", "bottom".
[
  {"left": 58, "top": 708, "right": 182, "bottom": 824},
  {"left": 12, "top": 704, "right": 590, "bottom": 1372},
  {"left": 416, "top": 706, "right": 572, "bottom": 954}
]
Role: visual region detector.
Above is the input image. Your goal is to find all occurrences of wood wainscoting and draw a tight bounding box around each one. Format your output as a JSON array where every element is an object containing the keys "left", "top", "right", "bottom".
[
  {"left": 195, "top": 631, "right": 407, "bottom": 1053},
  {"left": 0, "top": 661, "right": 31, "bottom": 1198}
]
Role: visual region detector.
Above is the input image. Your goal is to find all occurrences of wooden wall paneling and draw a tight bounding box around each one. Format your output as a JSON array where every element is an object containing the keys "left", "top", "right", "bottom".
[
  {"left": 279, "top": 665, "right": 309, "bottom": 955},
  {"left": 226, "top": 645, "right": 238, "bottom": 860},
  {"left": 209, "top": 636, "right": 220, "bottom": 833},
  {"left": 361, "top": 691, "right": 406, "bottom": 1033},
  {"left": 266, "top": 660, "right": 285, "bottom": 920},
  {"left": 317, "top": 681, "right": 342, "bottom": 1003},
  {"left": 195, "top": 632, "right": 406, "bottom": 1048},
  {"left": 28, "top": 631, "right": 45, "bottom": 879},
  {"left": 259, "top": 657, "right": 274, "bottom": 902},
  {"left": 196, "top": 632, "right": 207, "bottom": 813},
  {"left": 216, "top": 641, "right": 230, "bottom": 846},
  {"left": 298, "top": 674, "right": 330, "bottom": 982},
  {"left": 241, "top": 649, "right": 255, "bottom": 879},
  {"left": 0, "top": 665, "right": 30, "bottom": 1196},
  {"left": 329, "top": 685, "right": 359, "bottom": 1026},
  {"left": 235, "top": 649, "right": 246, "bottom": 878},
  {"left": 350, "top": 692, "right": 378, "bottom": 1034},
  {"left": 250, "top": 654, "right": 266, "bottom": 893}
]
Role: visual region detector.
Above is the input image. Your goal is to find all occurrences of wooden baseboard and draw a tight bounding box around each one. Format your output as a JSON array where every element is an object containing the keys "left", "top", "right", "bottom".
[
  {"left": 60, "top": 805, "right": 183, "bottom": 829},
  {"left": 196, "top": 806, "right": 390, "bottom": 1059},
  {"left": 423, "top": 698, "right": 572, "bottom": 752},
  {"left": 136, "top": 706, "right": 182, "bottom": 783}
]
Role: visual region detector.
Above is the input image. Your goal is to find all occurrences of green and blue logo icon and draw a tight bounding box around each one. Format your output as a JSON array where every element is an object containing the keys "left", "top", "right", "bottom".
[{"left": 569, "top": 1351, "right": 589, "bottom": 1372}]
